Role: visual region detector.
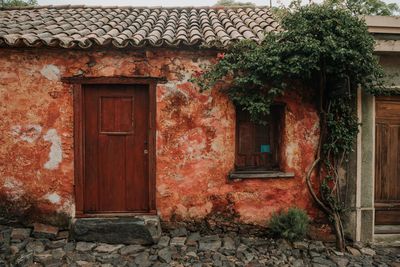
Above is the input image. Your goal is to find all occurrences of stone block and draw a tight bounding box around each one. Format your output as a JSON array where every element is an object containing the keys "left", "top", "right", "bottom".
[
  {"left": 119, "top": 244, "right": 146, "bottom": 255},
  {"left": 170, "top": 227, "right": 188, "bottom": 237},
  {"left": 170, "top": 237, "right": 186, "bottom": 246},
  {"left": 157, "top": 236, "right": 170, "bottom": 248},
  {"left": 94, "top": 243, "right": 124, "bottom": 253},
  {"left": 0, "top": 227, "right": 11, "bottom": 253},
  {"left": 346, "top": 246, "right": 361, "bottom": 256},
  {"left": 309, "top": 241, "right": 326, "bottom": 253},
  {"left": 11, "top": 228, "right": 31, "bottom": 240},
  {"left": 292, "top": 241, "right": 309, "bottom": 250},
  {"left": 26, "top": 240, "right": 45, "bottom": 253},
  {"left": 158, "top": 247, "right": 172, "bottom": 263},
  {"left": 33, "top": 252, "right": 53, "bottom": 265},
  {"left": 46, "top": 239, "right": 67, "bottom": 249},
  {"left": 222, "top": 236, "right": 236, "bottom": 251},
  {"left": 199, "top": 235, "right": 222, "bottom": 251},
  {"left": 71, "top": 216, "right": 161, "bottom": 245},
  {"left": 32, "top": 223, "right": 58, "bottom": 239},
  {"left": 57, "top": 230, "right": 69, "bottom": 240},
  {"left": 76, "top": 242, "right": 96, "bottom": 252},
  {"left": 15, "top": 252, "right": 33, "bottom": 266},
  {"left": 360, "top": 247, "right": 376, "bottom": 256}
]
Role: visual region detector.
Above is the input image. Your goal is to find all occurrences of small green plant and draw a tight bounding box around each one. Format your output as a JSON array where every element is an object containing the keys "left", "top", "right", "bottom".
[{"left": 268, "top": 207, "right": 309, "bottom": 241}]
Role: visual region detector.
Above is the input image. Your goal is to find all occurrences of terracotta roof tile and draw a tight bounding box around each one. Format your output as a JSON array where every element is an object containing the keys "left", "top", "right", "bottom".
[{"left": 0, "top": 5, "right": 279, "bottom": 49}]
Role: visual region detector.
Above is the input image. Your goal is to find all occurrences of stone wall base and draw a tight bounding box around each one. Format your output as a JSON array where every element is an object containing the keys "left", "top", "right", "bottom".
[{"left": 71, "top": 216, "right": 162, "bottom": 245}]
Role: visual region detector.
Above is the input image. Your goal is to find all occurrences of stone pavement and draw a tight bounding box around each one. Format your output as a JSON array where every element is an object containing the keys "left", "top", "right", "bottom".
[{"left": 1, "top": 224, "right": 399, "bottom": 267}]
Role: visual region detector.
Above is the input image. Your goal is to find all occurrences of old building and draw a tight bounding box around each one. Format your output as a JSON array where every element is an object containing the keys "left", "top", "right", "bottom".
[
  {"left": 0, "top": 5, "right": 398, "bottom": 243},
  {"left": 0, "top": 6, "right": 322, "bottom": 238}
]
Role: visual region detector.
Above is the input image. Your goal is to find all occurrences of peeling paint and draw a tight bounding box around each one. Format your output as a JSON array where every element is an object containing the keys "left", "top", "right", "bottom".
[
  {"left": 11, "top": 124, "right": 42, "bottom": 143},
  {"left": 40, "top": 64, "right": 60, "bottom": 81},
  {"left": 44, "top": 193, "right": 61, "bottom": 204},
  {"left": 3, "top": 177, "right": 23, "bottom": 190},
  {"left": 43, "top": 129, "right": 62, "bottom": 170},
  {"left": 3, "top": 177, "right": 24, "bottom": 200}
]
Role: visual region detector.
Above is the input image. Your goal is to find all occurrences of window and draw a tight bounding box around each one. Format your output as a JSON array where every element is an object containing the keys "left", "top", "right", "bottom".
[{"left": 235, "top": 104, "right": 284, "bottom": 171}]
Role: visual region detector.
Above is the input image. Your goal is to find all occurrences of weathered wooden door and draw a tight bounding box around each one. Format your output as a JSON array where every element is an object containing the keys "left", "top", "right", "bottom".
[
  {"left": 375, "top": 96, "right": 400, "bottom": 226},
  {"left": 83, "top": 84, "right": 151, "bottom": 214}
]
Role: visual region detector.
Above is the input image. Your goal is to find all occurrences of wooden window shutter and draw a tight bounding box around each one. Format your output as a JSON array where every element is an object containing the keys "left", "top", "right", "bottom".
[{"left": 235, "top": 105, "right": 284, "bottom": 171}]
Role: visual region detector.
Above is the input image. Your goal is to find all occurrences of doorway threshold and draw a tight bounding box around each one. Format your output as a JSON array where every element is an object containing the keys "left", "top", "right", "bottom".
[{"left": 71, "top": 215, "right": 161, "bottom": 245}]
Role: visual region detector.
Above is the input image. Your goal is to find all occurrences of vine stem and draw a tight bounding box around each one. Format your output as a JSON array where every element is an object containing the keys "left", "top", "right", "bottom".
[
  {"left": 305, "top": 158, "right": 331, "bottom": 215},
  {"left": 305, "top": 62, "right": 346, "bottom": 251}
]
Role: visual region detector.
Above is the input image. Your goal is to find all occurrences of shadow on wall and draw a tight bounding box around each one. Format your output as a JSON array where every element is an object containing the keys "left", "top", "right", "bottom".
[
  {"left": 0, "top": 192, "right": 70, "bottom": 227},
  {"left": 164, "top": 193, "right": 269, "bottom": 236}
]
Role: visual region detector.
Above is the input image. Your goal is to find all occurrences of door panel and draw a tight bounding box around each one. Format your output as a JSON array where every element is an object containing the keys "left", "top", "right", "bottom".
[
  {"left": 83, "top": 84, "right": 150, "bottom": 213},
  {"left": 375, "top": 96, "right": 400, "bottom": 226}
]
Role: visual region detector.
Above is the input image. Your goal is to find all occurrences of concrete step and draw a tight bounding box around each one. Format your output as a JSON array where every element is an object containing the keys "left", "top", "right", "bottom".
[
  {"left": 374, "top": 233, "right": 400, "bottom": 245},
  {"left": 375, "top": 225, "right": 400, "bottom": 234},
  {"left": 70, "top": 216, "right": 161, "bottom": 245}
]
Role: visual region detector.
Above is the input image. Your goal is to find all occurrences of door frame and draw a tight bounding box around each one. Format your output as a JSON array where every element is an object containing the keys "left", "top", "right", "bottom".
[
  {"left": 374, "top": 95, "right": 400, "bottom": 228},
  {"left": 63, "top": 76, "right": 163, "bottom": 217}
]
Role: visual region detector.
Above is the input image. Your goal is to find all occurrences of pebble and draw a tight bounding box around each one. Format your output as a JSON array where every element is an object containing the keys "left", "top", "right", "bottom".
[
  {"left": 119, "top": 244, "right": 146, "bottom": 255},
  {"left": 309, "top": 241, "right": 326, "bottom": 253},
  {"left": 26, "top": 240, "right": 45, "bottom": 253},
  {"left": 51, "top": 247, "right": 66, "bottom": 259},
  {"left": 199, "top": 235, "right": 222, "bottom": 251},
  {"left": 157, "top": 236, "right": 170, "bottom": 248},
  {"left": 14, "top": 252, "right": 33, "bottom": 266},
  {"left": 33, "top": 252, "right": 53, "bottom": 264},
  {"left": 330, "top": 255, "right": 349, "bottom": 267},
  {"left": 93, "top": 243, "right": 123, "bottom": 253},
  {"left": 223, "top": 236, "right": 236, "bottom": 248},
  {"left": 360, "top": 247, "right": 376, "bottom": 256},
  {"left": 158, "top": 247, "right": 172, "bottom": 263},
  {"left": 293, "top": 240, "right": 309, "bottom": 250},
  {"left": 170, "top": 236, "right": 186, "bottom": 246},
  {"left": 347, "top": 245, "right": 362, "bottom": 256},
  {"left": 32, "top": 223, "right": 58, "bottom": 240},
  {"left": 134, "top": 251, "right": 151, "bottom": 267},
  {"left": 11, "top": 228, "right": 31, "bottom": 240},
  {"left": 46, "top": 239, "right": 67, "bottom": 249},
  {"left": 187, "top": 232, "right": 201, "bottom": 242},
  {"left": 170, "top": 227, "right": 188, "bottom": 237},
  {"left": 293, "top": 258, "right": 304, "bottom": 267},
  {"left": 75, "top": 242, "right": 96, "bottom": 252}
]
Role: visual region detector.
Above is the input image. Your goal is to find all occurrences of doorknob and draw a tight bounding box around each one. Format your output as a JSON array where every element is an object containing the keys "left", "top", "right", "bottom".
[{"left": 144, "top": 141, "right": 148, "bottom": 154}]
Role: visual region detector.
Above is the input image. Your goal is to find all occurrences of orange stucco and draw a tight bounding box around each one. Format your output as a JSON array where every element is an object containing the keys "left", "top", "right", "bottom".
[{"left": 0, "top": 48, "right": 320, "bottom": 226}]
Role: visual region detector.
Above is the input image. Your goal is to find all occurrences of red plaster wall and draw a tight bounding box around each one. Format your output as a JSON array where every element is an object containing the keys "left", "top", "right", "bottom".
[{"left": 0, "top": 48, "right": 320, "bottom": 226}]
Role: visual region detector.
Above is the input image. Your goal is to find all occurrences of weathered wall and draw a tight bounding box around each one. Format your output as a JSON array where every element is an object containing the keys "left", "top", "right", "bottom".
[
  {"left": 380, "top": 54, "right": 400, "bottom": 86},
  {"left": 0, "top": 48, "right": 320, "bottom": 226}
]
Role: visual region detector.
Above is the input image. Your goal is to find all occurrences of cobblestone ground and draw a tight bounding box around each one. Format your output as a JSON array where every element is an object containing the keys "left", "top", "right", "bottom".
[{"left": 1, "top": 224, "right": 399, "bottom": 267}]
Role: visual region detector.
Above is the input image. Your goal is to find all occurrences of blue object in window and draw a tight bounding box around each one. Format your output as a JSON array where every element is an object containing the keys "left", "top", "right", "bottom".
[{"left": 261, "top": 144, "right": 271, "bottom": 153}]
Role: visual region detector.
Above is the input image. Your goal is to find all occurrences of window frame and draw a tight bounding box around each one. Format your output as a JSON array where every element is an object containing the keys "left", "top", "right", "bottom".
[{"left": 234, "top": 103, "right": 285, "bottom": 172}]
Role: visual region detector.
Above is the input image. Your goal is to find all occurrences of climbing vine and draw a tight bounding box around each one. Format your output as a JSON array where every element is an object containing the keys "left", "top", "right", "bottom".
[{"left": 193, "top": 3, "right": 386, "bottom": 251}]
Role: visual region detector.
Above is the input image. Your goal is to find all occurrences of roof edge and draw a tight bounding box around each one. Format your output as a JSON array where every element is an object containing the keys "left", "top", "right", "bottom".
[
  {"left": 365, "top": 15, "right": 400, "bottom": 34},
  {"left": 0, "top": 4, "right": 271, "bottom": 11}
]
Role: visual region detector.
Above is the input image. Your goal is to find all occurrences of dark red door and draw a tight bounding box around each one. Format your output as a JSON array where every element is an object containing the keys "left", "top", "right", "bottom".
[{"left": 83, "top": 84, "right": 150, "bottom": 213}]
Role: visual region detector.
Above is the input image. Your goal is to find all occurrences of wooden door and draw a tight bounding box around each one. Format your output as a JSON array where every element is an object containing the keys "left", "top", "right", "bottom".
[
  {"left": 375, "top": 96, "right": 400, "bottom": 226},
  {"left": 83, "top": 84, "right": 151, "bottom": 214}
]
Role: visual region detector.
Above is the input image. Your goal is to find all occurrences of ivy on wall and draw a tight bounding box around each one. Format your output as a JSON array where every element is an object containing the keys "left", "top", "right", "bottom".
[{"left": 193, "top": 3, "right": 386, "bottom": 251}]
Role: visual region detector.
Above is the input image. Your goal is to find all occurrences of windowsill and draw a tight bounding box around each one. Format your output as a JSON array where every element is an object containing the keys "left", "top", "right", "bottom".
[{"left": 229, "top": 170, "right": 295, "bottom": 180}]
